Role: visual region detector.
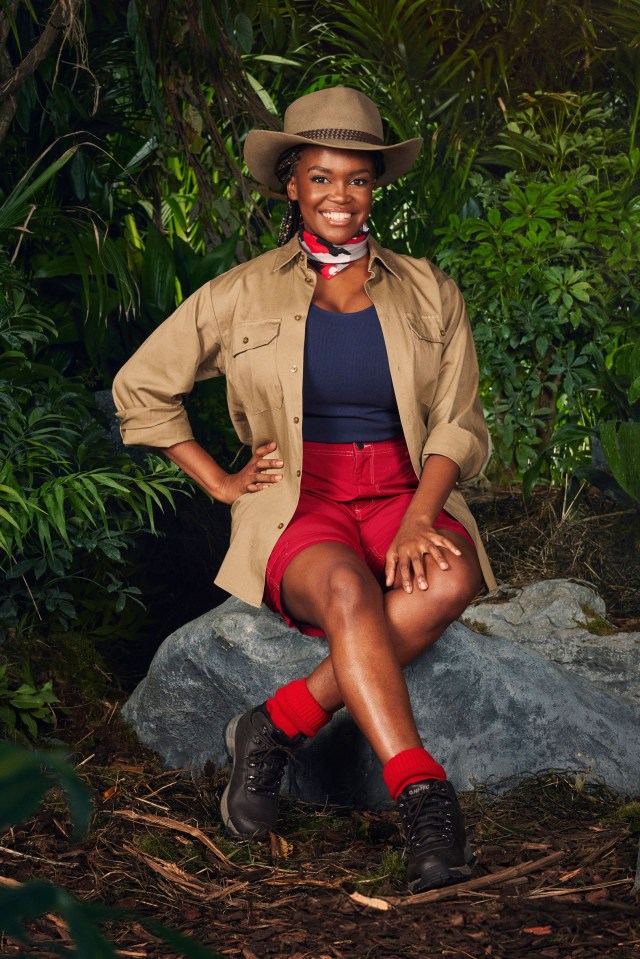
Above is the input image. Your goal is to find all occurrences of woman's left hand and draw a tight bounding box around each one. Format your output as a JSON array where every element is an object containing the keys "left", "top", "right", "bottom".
[{"left": 385, "top": 517, "right": 462, "bottom": 593}]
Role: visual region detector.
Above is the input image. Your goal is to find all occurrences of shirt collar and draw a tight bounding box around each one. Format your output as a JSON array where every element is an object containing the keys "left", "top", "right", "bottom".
[{"left": 271, "top": 233, "right": 402, "bottom": 280}]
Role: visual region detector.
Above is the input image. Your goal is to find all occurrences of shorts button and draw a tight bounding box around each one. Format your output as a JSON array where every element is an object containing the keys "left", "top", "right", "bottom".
[
  {"left": 277, "top": 522, "right": 284, "bottom": 529},
  {"left": 293, "top": 416, "right": 300, "bottom": 423},
  {"left": 242, "top": 336, "right": 249, "bottom": 344}
]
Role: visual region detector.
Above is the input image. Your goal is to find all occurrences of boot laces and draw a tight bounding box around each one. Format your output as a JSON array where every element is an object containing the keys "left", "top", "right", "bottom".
[
  {"left": 399, "top": 782, "right": 456, "bottom": 851},
  {"left": 246, "top": 723, "right": 302, "bottom": 797}
]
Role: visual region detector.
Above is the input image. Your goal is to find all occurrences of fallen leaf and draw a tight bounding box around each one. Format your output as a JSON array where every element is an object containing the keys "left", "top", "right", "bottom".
[
  {"left": 523, "top": 926, "right": 552, "bottom": 935},
  {"left": 269, "top": 831, "right": 293, "bottom": 859},
  {"left": 109, "top": 762, "right": 145, "bottom": 773},
  {"left": 101, "top": 785, "right": 118, "bottom": 801},
  {"left": 585, "top": 888, "right": 610, "bottom": 903},
  {"left": 180, "top": 907, "right": 200, "bottom": 922},
  {"left": 348, "top": 890, "right": 392, "bottom": 911},
  {"left": 115, "top": 897, "right": 138, "bottom": 909}
]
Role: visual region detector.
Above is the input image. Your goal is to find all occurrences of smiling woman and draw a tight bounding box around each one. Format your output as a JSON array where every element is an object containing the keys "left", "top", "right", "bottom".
[{"left": 112, "top": 86, "right": 495, "bottom": 895}]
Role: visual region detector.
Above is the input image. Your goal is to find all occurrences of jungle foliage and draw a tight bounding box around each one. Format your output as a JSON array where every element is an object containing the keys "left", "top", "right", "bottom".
[{"left": 0, "top": 0, "right": 639, "bottom": 705}]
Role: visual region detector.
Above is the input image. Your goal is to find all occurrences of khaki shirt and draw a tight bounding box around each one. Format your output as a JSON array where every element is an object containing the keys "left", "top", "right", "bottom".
[{"left": 113, "top": 235, "right": 496, "bottom": 605}]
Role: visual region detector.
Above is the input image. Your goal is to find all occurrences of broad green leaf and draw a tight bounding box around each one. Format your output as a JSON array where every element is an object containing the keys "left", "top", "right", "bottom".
[{"left": 599, "top": 421, "right": 640, "bottom": 502}]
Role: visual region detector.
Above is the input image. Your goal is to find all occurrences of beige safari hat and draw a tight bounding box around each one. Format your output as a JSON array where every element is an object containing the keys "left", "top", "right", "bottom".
[{"left": 244, "top": 86, "right": 423, "bottom": 192}]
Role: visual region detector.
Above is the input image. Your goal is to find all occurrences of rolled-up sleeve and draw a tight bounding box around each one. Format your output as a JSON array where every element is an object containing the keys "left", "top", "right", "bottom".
[
  {"left": 112, "top": 283, "right": 223, "bottom": 448},
  {"left": 421, "top": 276, "right": 489, "bottom": 481}
]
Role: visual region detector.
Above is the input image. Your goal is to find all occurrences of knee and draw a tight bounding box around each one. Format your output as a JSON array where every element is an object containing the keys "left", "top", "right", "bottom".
[
  {"left": 426, "top": 562, "right": 481, "bottom": 626},
  {"left": 323, "top": 561, "right": 380, "bottom": 621}
]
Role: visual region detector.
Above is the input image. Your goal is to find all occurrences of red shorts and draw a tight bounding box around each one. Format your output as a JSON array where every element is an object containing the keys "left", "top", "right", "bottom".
[{"left": 264, "top": 437, "right": 475, "bottom": 635}]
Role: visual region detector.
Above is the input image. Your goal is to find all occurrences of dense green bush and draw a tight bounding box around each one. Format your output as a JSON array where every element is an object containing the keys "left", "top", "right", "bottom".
[
  {"left": 436, "top": 95, "right": 640, "bottom": 480},
  {"left": 0, "top": 151, "right": 191, "bottom": 647},
  {"left": 0, "top": 270, "right": 189, "bottom": 643}
]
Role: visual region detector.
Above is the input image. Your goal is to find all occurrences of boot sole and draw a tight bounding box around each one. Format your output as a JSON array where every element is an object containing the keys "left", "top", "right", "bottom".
[
  {"left": 408, "top": 844, "right": 475, "bottom": 894},
  {"left": 220, "top": 714, "right": 244, "bottom": 837}
]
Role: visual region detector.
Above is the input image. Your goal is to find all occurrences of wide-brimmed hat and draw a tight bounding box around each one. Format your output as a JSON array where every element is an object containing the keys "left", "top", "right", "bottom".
[{"left": 244, "top": 86, "right": 423, "bottom": 192}]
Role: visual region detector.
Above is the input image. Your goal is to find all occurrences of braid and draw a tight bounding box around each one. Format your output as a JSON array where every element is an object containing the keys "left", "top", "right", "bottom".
[{"left": 275, "top": 147, "right": 303, "bottom": 246}]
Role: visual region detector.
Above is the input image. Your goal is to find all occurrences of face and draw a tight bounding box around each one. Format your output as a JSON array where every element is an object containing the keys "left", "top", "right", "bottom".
[{"left": 286, "top": 146, "right": 376, "bottom": 242}]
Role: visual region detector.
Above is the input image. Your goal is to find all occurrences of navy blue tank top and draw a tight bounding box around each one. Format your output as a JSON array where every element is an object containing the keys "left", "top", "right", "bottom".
[{"left": 302, "top": 303, "right": 402, "bottom": 443}]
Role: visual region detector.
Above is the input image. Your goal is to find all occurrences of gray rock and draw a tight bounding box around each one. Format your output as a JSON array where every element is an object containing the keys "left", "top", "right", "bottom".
[
  {"left": 122, "top": 592, "right": 640, "bottom": 807},
  {"left": 465, "top": 580, "right": 640, "bottom": 706}
]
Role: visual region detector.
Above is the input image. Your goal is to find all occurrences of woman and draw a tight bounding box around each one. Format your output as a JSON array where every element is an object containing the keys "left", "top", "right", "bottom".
[{"left": 113, "top": 86, "right": 496, "bottom": 894}]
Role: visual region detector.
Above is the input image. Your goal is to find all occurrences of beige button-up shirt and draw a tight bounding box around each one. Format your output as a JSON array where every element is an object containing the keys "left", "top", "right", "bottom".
[{"left": 113, "top": 235, "right": 496, "bottom": 605}]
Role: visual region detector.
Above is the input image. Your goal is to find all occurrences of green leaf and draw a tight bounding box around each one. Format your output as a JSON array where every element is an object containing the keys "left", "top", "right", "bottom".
[
  {"left": 141, "top": 222, "right": 176, "bottom": 322},
  {"left": 0, "top": 748, "right": 53, "bottom": 827},
  {"left": 234, "top": 13, "right": 253, "bottom": 53},
  {"left": 599, "top": 422, "right": 640, "bottom": 502}
]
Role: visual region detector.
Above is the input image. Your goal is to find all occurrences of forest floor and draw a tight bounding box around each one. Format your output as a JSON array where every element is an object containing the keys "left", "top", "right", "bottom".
[{"left": 1, "top": 485, "right": 639, "bottom": 959}]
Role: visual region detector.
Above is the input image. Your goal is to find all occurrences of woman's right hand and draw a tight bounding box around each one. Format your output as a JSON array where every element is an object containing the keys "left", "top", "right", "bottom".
[{"left": 216, "top": 441, "right": 284, "bottom": 505}]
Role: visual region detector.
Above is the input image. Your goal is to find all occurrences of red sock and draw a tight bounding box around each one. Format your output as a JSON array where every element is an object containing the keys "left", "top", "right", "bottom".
[
  {"left": 266, "top": 679, "right": 332, "bottom": 739},
  {"left": 383, "top": 747, "right": 447, "bottom": 800}
]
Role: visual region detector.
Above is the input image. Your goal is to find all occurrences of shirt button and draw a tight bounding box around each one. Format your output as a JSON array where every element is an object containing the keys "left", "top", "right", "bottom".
[
  {"left": 294, "top": 314, "right": 302, "bottom": 320},
  {"left": 293, "top": 416, "right": 300, "bottom": 424},
  {"left": 242, "top": 336, "right": 249, "bottom": 344},
  {"left": 290, "top": 366, "right": 298, "bottom": 373},
  {"left": 296, "top": 469, "right": 301, "bottom": 477},
  {"left": 440, "top": 329, "right": 445, "bottom": 337},
  {"left": 305, "top": 276, "right": 313, "bottom": 284},
  {"left": 277, "top": 522, "right": 284, "bottom": 529}
]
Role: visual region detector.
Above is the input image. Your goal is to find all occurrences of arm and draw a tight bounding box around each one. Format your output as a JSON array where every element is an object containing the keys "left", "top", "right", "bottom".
[
  {"left": 384, "top": 454, "right": 462, "bottom": 592},
  {"left": 385, "top": 270, "right": 488, "bottom": 592},
  {"left": 164, "top": 438, "right": 283, "bottom": 506}
]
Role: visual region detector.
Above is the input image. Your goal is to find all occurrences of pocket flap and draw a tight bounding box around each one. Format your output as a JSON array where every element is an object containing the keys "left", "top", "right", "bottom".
[
  {"left": 405, "top": 312, "right": 445, "bottom": 343},
  {"left": 232, "top": 319, "right": 281, "bottom": 356}
]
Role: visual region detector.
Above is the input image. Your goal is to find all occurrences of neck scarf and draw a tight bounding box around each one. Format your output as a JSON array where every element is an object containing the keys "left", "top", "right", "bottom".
[{"left": 299, "top": 223, "right": 370, "bottom": 279}]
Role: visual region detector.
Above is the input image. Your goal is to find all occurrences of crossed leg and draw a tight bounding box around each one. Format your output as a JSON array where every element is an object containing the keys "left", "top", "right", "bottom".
[{"left": 280, "top": 531, "right": 482, "bottom": 764}]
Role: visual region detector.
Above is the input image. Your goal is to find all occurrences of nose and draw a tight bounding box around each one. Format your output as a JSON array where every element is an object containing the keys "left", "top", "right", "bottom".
[{"left": 328, "top": 179, "right": 350, "bottom": 203}]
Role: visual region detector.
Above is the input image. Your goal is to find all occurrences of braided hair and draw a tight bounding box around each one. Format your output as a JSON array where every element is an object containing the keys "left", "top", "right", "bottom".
[
  {"left": 275, "top": 147, "right": 303, "bottom": 247},
  {"left": 274, "top": 147, "right": 386, "bottom": 247}
]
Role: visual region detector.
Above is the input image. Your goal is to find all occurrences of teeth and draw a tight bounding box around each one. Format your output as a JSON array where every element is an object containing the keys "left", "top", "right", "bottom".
[{"left": 321, "top": 212, "right": 352, "bottom": 221}]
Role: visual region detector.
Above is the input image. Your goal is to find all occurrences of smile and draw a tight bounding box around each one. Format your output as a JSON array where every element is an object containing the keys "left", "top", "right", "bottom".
[{"left": 321, "top": 212, "right": 353, "bottom": 222}]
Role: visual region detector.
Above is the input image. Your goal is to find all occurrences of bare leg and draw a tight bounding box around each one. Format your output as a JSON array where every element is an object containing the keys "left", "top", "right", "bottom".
[{"left": 280, "top": 532, "right": 481, "bottom": 764}]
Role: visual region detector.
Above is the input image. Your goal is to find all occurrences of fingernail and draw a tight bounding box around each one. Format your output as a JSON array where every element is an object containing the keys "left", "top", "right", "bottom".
[{"left": 440, "top": 562, "right": 448, "bottom": 570}]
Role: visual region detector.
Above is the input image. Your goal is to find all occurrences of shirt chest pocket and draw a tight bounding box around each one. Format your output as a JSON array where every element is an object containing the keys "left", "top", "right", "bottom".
[
  {"left": 230, "top": 319, "right": 284, "bottom": 413},
  {"left": 405, "top": 312, "right": 445, "bottom": 345},
  {"left": 403, "top": 313, "right": 445, "bottom": 406}
]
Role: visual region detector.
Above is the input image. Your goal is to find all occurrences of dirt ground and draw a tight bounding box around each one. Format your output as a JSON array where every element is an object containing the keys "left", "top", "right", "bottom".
[{"left": 1, "top": 486, "right": 639, "bottom": 958}]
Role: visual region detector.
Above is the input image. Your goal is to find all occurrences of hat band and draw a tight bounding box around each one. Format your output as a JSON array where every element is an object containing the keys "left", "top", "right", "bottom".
[{"left": 295, "top": 127, "right": 384, "bottom": 146}]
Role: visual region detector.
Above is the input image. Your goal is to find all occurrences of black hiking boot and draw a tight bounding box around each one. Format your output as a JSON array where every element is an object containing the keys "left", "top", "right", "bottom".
[
  {"left": 220, "top": 703, "right": 305, "bottom": 837},
  {"left": 397, "top": 779, "right": 475, "bottom": 893}
]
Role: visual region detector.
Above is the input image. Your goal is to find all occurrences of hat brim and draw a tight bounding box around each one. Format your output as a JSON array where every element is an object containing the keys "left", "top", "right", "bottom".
[{"left": 244, "top": 130, "right": 423, "bottom": 192}]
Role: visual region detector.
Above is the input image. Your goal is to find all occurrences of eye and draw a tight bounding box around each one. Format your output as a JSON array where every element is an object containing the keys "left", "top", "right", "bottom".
[
  {"left": 311, "top": 175, "right": 329, "bottom": 184},
  {"left": 352, "top": 178, "right": 371, "bottom": 187}
]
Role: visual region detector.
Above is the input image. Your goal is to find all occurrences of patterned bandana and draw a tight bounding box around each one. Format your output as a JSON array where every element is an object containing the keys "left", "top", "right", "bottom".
[{"left": 299, "top": 223, "right": 370, "bottom": 279}]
